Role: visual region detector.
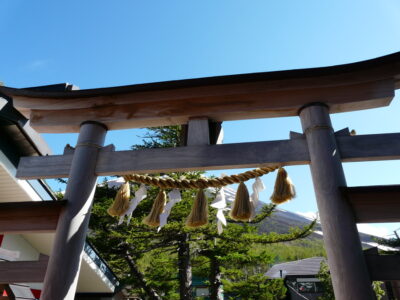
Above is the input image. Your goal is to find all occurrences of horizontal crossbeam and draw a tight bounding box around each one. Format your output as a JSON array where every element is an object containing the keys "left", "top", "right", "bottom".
[
  {"left": 16, "top": 133, "right": 400, "bottom": 179},
  {"left": 0, "top": 254, "right": 48, "bottom": 283},
  {"left": 0, "top": 201, "right": 66, "bottom": 233},
  {"left": 343, "top": 185, "right": 400, "bottom": 223}
]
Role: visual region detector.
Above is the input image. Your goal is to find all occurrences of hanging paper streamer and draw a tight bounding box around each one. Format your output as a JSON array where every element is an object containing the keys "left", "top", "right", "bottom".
[
  {"left": 211, "top": 188, "right": 227, "bottom": 235},
  {"left": 250, "top": 177, "right": 265, "bottom": 220},
  {"left": 158, "top": 189, "right": 182, "bottom": 232},
  {"left": 118, "top": 184, "right": 147, "bottom": 225},
  {"left": 211, "top": 188, "right": 227, "bottom": 210}
]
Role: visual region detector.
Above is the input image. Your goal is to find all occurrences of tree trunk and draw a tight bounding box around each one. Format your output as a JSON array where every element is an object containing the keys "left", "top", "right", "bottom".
[
  {"left": 125, "top": 248, "right": 162, "bottom": 300},
  {"left": 209, "top": 255, "right": 223, "bottom": 300},
  {"left": 178, "top": 233, "right": 193, "bottom": 300}
]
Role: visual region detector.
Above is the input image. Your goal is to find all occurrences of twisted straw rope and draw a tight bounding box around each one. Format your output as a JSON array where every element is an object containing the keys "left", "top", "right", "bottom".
[{"left": 124, "top": 166, "right": 279, "bottom": 189}]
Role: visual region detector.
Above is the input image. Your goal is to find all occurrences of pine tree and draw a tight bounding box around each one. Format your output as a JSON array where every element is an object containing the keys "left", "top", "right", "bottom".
[{"left": 88, "top": 126, "right": 315, "bottom": 299}]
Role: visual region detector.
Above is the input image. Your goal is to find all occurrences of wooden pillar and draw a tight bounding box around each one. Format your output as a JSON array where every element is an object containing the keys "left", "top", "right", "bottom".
[
  {"left": 299, "top": 104, "right": 375, "bottom": 300},
  {"left": 40, "top": 121, "right": 107, "bottom": 300}
]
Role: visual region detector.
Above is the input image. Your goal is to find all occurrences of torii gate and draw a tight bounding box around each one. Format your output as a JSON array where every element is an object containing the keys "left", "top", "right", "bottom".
[{"left": 1, "top": 52, "right": 400, "bottom": 300}]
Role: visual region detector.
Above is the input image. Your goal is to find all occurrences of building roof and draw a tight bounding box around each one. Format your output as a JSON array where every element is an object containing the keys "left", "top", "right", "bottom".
[{"left": 265, "top": 257, "right": 326, "bottom": 279}]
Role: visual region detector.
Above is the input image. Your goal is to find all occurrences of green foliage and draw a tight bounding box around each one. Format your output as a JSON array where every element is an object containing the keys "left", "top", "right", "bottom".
[
  {"left": 219, "top": 247, "right": 287, "bottom": 299},
  {"left": 372, "top": 281, "right": 385, "bottom": 300},
  {"left": 54, "top": 191, "right": 64, "bottom": 200},
  {"left": 143, "top": 250, "right": 180, "bottom": 299},
  {"left": 256, "top": 239, "right": 326, "bottom": 263},
  {"left": 317, "top": 261, "right": 334, "bottom": 300},
  {"left": 223, "top": 275, "right": 287, "bottom": 300},
  {"left": 132, "top": 126, "right": 183, "bottom": 150}
]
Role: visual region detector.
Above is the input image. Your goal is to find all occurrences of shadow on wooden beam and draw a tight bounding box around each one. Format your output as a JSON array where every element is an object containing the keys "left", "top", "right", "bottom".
[
  {"left": 364, "top": 248, "right": 400, "bottom": 281},
  {"left": 0, "top": 200, "right": 67, "bottom": 234}
]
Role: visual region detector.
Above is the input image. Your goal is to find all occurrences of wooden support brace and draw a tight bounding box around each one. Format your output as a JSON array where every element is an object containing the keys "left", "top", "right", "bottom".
[
  {"left": 0, "top": 201, "right": 66, "bottom": 234},
  {"left": 187, "top": 117, "right": 210, "bottom": 146},
  {"left": 0, "top": 254, "right": 48, "bottom": 283}
]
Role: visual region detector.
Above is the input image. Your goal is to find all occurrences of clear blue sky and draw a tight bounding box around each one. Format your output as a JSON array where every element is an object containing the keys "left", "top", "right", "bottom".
[{"left": 2, "top": 0, "right": 400, "bottom": 237}]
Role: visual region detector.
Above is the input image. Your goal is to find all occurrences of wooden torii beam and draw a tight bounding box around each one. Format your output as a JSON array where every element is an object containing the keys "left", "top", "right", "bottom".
[
  {"left": 1, "top": 52, "right": 399, "bottom": 133},
  {"left": 2, "top": 52, "right": 400, "bottom": 300}
]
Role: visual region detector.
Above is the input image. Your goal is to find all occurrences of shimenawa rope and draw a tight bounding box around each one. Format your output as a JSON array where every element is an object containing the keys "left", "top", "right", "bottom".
[{"left": 124, "top": 166, "right": 279, "bottom": 189}]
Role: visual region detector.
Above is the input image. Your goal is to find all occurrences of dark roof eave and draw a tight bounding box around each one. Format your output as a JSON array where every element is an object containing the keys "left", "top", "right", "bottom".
[{"left": 0, "top": 97, "right": 51, "bottom": 156}]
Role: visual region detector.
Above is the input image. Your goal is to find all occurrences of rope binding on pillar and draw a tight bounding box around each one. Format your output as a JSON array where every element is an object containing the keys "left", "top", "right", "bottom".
[{"left": 107, "top": 166, "right": 296, "bottom": 232}]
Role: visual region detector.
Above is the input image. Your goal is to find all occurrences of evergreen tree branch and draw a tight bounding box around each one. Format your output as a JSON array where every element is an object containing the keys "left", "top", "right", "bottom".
[
  {"left": 212, "top": 219, "right": 316, "bottom": 244},
  {"left": 227, "top": 204, "right": 276, "bottom": 224}
]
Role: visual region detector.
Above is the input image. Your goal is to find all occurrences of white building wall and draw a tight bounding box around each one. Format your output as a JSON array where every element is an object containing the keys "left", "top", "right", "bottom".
[{"left": 2, "top": 234, "right": 40, "bottom": 261}]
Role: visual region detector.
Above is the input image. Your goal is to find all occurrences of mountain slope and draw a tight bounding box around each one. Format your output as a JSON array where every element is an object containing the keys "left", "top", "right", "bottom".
[{"left": 257, "top": 207, "right": 384, "bottom": 248}]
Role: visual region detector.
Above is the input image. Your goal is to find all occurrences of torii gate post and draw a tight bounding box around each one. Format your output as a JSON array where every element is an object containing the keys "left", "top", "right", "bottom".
[
  {"left": 40, "top": 121, "right": 107, "bottom": 300},
  {"left": 299, "top": 104, "right": 375, "bottom": 299}
]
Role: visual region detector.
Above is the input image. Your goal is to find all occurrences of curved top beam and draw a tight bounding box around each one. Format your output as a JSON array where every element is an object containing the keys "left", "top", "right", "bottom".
[{"left": 1, "top": 52, "right": 400, "bottom": 133}]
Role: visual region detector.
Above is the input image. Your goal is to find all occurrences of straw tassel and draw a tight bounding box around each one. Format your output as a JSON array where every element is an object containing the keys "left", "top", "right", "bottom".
[
  {"left": 107, "top": 180, "right": 131, "bottom": 217},
  {"left": 230, "top": 182, "right": 252, "bottom": 221},
  {"left": 270, "top": 167, "right": 296, "bottom": 204},
  {"left": 143, "top": 190, "right": 167, "bottom": 227},
  {"left": 186, "top": 189, "right": 208, "bottom": 228}
]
